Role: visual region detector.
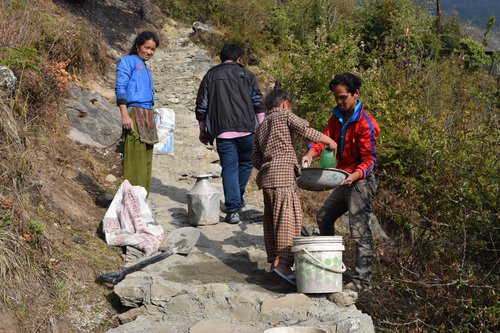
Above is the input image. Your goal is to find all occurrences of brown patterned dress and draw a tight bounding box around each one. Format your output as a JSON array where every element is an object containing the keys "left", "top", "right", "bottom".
[{"left": 253, "top": 107, "right": 324, "bottom": 266}]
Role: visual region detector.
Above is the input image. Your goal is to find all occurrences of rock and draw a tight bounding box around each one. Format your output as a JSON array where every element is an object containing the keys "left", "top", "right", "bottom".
[
  {"left": 150, "top": 283, "right": 181, "bottom": 307},
  {"left": 166, "top": 97, "right": 180, "bottom": 104},
  {"left": 336, "top": 315, "right": 375, "bottom": 333},
  {"left": 124, "top": 246, "right": 145, "bottom": 261},
  {"left": 95, "top": 192, "right": 114, "bottom": 208},
  {"left": 105, "top": 174, "right": 118, "bottom": 183},
  {"left": 0, "top": 66, "right": 16, "bottom": 93},
  {"left": 64, "top": 83, "right": 122, "bottom": 147},
  {"left": 117, "top": 306, "right": 147, "bottom": 324},
  {"left": 164, "top": 17, "right": 178, "bottom": 27},
  {"left": 72, "top": 237, "right": 86, "bottom": 245},
  {"left": 106, "top": 316, "right": 169, "bottom": 333},
  {"left": 261, "top": 294, "right": 311, "bottom": 323},
  {"left": 192, "top": 21, "right": 211, "bottom": 33},
  {"left": 114, "top": 280, "right": 147, "bottom": 308},
  {"left": 189, "top": 319, "right": 234, "bottom": 333},
  {"left": 327, "top": 290, "right": 358, "bottom": 307},
  {"left": 301, "top": 226, "right": 320, "bottom": 236}
]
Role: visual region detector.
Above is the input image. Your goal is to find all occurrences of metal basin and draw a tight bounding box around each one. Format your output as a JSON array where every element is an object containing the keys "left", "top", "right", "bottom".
[{"left": 297, "top": 168, "right": 348, "bottom": 191}]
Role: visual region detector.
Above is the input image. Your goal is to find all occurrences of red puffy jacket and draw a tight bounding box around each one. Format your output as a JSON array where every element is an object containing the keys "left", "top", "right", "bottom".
[{"left": 309, "top": 102, "right": 380, "bottom": 179}]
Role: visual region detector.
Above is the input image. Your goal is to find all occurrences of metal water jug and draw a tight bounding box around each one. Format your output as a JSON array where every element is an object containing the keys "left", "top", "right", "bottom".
[{"left": 186, "top": 173, "right": 221, "bottom": 226}]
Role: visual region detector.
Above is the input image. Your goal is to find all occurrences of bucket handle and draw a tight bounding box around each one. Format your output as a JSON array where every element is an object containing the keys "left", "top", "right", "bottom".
[{"left": 301, "top": 249, "right": 346, "bottom": 273}]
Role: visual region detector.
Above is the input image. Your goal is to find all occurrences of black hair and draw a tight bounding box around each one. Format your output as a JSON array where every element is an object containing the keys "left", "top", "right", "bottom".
[
  {"left": 220, "top": 43, "right": 243, "bottom": 62},
  {"left": 264, "top": 80, "right": 293, "bottom": 111},
  {"left": 129, "top": 31, "right": 160, "bottom": 55},
  {"left": 328, "top": 73, "right": 362, "bottom": 94}
]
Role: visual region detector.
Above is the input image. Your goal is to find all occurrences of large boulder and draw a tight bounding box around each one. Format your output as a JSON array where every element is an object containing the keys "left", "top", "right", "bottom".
[{"left": 64, "top": 83, "right": 122, "bottom": 147}]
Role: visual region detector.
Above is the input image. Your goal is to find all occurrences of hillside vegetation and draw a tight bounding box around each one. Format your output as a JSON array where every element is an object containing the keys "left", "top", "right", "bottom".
[
  {"left": 0, "top": 0, "right": 497, "bottom": 332},
  {"left": 0, "top": 1, "right": 131, "bottom": 331},
  {"left": 158, "top": 0, "right": 498, "bottom": 332}
]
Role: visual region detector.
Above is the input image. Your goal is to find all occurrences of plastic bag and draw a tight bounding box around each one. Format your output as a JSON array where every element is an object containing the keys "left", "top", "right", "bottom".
[{"left": 153, "top": 107, "right": 175, "bottom": 155}]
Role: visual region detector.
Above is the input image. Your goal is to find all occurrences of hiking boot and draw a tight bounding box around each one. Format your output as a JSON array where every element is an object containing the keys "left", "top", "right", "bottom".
[
  {"left": 225, "top": 212, "right": 240, "bottom": 224},
  {"left": 344, "top": 281, "right": 371, "bottom": 292}
]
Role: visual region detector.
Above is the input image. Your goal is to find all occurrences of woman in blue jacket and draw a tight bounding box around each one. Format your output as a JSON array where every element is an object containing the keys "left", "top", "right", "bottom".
[{"left": 115, "top": 31, "right": 159, "bottom": 194}]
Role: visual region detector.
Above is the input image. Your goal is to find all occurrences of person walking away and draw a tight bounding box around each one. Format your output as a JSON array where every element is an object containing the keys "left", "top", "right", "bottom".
[
  {"left": 253, "top": 82, "right": 337, "bottom": 285},
  {"left": 115, "top": 31, "right": 160, "bottom": 195},
  {"left": 301, "top": 73, "right": 380, "bottom": 292},
  {"left": 195, "top": 43, "right": 265, "bottom": 224}
]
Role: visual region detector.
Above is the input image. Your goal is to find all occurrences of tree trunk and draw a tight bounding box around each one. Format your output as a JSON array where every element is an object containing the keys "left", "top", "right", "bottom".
[{"left": 436, "top": 0, "right": 442, "bottom": 29}]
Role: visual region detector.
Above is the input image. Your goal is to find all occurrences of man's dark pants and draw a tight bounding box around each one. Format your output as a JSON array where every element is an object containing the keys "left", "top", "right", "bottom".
[{"left": 316, "top": 175, "right": 377, "bottom": 288}]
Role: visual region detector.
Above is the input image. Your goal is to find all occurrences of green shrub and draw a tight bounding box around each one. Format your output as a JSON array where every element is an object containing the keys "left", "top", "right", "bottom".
[
  {"left": 460, "top": 38, "right": 489, "bottom": 71},
  {"left": 27, "top": 220, "right": 45, "bottom": 240},
  {"left": 155, "top": 0, "right": 218, "bottom": 22},
  {"left": 357, "top": 0, "right": 453, "bottom": 67},
  {"left": 437, "top": 15, "right": 464, "bottom": 55},
  {"left": 270, "top": 27, "right": 361, "bottom": 129},
  {"left": 0, "top": 47, "right": 42, "bottom": 72}
]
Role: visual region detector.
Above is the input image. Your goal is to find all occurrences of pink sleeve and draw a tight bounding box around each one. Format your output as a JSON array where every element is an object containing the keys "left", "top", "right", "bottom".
[{"left": 256, "top": 112, "right": 265, "bottom": 124}]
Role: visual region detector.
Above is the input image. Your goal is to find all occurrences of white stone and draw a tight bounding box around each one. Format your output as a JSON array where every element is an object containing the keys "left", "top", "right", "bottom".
[
  {"left": 105, "top": 174, "right": 117, "bottom": 183},
  {"left": 0, "top": 66, "right": 16, "bottom": 92}
]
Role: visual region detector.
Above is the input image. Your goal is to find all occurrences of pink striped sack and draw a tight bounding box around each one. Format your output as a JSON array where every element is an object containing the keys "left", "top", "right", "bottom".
[{"left": 102, "top": 180, "right": 164, "bottom": 256}]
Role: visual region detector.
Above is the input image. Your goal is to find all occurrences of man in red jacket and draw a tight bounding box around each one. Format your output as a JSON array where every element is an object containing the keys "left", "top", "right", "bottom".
[{"left": 302, "top": 73, "right": 380, "bottom": 292}]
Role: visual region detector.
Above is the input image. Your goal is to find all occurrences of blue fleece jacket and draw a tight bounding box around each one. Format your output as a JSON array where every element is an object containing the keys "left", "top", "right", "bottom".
[{"left": 115, "top": 55, "right": 154, "bottom": 110}]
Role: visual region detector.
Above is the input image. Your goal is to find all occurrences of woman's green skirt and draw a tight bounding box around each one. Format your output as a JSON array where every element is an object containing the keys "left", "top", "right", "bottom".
[{"left": 123, "top": 108, "right": 154, "bottom": 194}]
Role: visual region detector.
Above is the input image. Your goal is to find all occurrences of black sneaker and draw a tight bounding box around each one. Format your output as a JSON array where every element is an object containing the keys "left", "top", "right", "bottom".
[{"left": 225, "top": 212, "right": 240, "bottom": 224}]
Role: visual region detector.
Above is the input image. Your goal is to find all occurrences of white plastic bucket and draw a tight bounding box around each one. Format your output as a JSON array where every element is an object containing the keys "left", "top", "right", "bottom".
[
  {"left": 264, "top": 327, "right": 327, "bottom": 333},
  {"left": 291, "top": 236, "right": 345, "bottom": 293}
]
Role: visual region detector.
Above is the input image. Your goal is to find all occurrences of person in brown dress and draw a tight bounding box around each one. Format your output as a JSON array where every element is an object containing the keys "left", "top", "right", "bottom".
[{"left": 252, "top": 82, "right": 337, "bottom": 285}]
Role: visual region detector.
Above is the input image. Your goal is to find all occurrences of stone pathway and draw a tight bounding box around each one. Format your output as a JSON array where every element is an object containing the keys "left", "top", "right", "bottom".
[{"left": 106, "top": 21, "right": 374, "bottom": 333}]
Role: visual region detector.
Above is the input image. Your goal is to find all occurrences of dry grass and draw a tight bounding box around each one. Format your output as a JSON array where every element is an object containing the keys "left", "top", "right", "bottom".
[
  {"left": 0, "top": 2, "right": 122, "bottom": 331},
  {"left": 0, "top": 133, "right": 124, "bottom": 331},
  {"left": 0, "top": 92, "right": 22, "bottom": 145},
  {"left": 0, "top": 224, "right": 29, "bottom": 282},
  {"left": 0, "top": 1, "right": 109, "bottom": 73},
  {"left": 0, "top": 0, "right": 111, "bottom": 137}
]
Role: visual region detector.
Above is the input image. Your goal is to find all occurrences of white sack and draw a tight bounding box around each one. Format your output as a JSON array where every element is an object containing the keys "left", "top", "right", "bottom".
[
  {"left": 102, "top": 180, "right": 164, "bottom": 256},
  {"left": 154, "top": 107, "right": 175, "bottom": 155}
]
